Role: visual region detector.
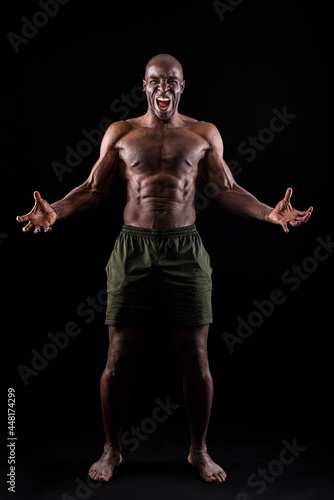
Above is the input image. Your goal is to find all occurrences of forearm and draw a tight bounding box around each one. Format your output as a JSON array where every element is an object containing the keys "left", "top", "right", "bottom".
[
  {"left": 50, "top": 183, "right": 105, "bottom": 221},
  {"left": 215, "top": 184, "right": 273, "bottom": 221}
]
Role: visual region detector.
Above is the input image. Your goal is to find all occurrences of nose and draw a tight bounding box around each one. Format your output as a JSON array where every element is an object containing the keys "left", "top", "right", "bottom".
[{"left": 158, "top": 80, "right": 170, "bottom": 93}]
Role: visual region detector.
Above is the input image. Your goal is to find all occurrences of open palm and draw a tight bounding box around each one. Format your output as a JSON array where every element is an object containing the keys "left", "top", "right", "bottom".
[
  {"left": 16, "top": 191, "right": 57, "bottom": 233},
  {"left": 268, "top": 188, "right": 313, "bottom": 233}
]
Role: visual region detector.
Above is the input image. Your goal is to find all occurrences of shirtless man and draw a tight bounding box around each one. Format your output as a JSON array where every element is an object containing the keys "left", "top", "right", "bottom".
[{"left": 16, "top": 54, "right": 312, "bottom": 484}]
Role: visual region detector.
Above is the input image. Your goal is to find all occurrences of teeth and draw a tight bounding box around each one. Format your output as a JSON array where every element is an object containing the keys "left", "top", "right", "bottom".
[{"left": 157, "top": 97, "right": 170, "bottom": 101}]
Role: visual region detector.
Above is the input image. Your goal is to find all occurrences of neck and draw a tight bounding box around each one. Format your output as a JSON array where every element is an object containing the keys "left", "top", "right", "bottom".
[{"left": 143, "top": 109, "right": 182, "bottom": 129}]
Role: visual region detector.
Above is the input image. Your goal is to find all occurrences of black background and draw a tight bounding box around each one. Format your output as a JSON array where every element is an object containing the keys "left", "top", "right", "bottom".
[{"left": 1, "top": 1, "right": 333, "bottom": 499}]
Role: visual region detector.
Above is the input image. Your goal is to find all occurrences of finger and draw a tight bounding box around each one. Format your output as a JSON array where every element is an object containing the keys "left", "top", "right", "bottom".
[
  {"left": 16, "top": 214, "right": 30, "bottom": 223},
  {"left": 301, "top": 212, "right": 312, "bottom": 223},
  {"left": 44, "top": 226, "right": 52, "bottom": 233},
  {"left": 294, "top": 207, "right": 313, "bottom": 220},
  {"left": 34, "top": 226, "right": 41, "bottom": 234},
  {"left": 296, "top": 211, "right": 313, "bottom": 223},
  {"left": 305, "top": 206, "right": 313, "bottom": 217},
  {"left": 34, "top": 191, "right": 42, "bottom": 203},
  {"left": 297, "top": 207, "right": 313, "bottom": 216},
  {"left": 289, "top": 220, "right": 301, "bottom": 227},
  {"left": 293, "top": 213, "right": 308, "bottom": 221},
  {"left": 281, "top": 222, "right": 289, "bottom": 233},
  {"left": 284, "top": 187, "right": 293, "bottom": 204},
  {"left": 295, "top": 210, "right": 308, "bottom": 217},
  {"left": 22, "top": 222, "right": 33, "bottom": 233}
]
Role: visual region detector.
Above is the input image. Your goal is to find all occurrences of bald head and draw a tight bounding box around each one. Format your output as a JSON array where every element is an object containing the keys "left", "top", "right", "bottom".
[
  {"left": 145, "top": 54, "right": 184, "bottom": 80},
  {"left": 143, "top": 53, "right": 185, "bottom": 121}
]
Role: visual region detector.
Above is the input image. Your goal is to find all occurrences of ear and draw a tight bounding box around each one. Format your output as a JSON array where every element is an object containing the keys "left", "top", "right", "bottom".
[
  {"left": 143, "top": 79, "right": 147, "bottom": 91},
  {"left": 181, "top": 80, "right": 185, "bottom": 93}
]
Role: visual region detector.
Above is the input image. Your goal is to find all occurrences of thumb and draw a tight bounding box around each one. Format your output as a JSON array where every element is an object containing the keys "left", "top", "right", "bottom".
[
  {"left": 282, "top": 222, "right": 289, "bottom": 233},
  {"left": 33, "top": 191, "right": 42, "bottom": 203},
  {"left": 284, "top": 187, "right": 292, "bottom": 204}
]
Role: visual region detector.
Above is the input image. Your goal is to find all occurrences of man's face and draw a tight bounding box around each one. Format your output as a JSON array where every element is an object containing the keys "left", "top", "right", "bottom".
[{"left": 143, "top": 61, "right": 185, "bottom": 121}]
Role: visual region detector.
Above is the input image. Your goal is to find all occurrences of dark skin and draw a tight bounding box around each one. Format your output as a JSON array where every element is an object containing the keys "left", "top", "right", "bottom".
[{"left": 17, "top": 54, "right": 313, "bottom": 483}]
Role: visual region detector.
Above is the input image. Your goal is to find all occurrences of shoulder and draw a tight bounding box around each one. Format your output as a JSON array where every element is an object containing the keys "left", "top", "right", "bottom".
[
  {"left": 195, "top": 121, "right": 221, "bottom": 138},
  {"left": 178, "top": 114, "right": 199, "bottom": 125},
  {"left": 103, "top": 120, "right": 134, "bottom": 141},
  {"left": 190, "top": 120, "right": 224, "bottom": 149},
  {"left": 100, "top": 120, "right": 133, "bottom": 155}
]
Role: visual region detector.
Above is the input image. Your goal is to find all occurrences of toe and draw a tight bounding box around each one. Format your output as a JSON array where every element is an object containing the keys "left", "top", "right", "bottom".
[
  {"left": 217, "top": 471, "right": 225, "bottom": 482},
  {"left": 100, "top": 473, "right": 111, "bottom": 482},
  {"left": 204, "top": 473, "right": 216, "bottom": 483},
  {"left": 88, "top": 468, "right": 95, "bottom": 480},
  {"left": 93, "top": 471, "right": 101, "bottom": 481}
]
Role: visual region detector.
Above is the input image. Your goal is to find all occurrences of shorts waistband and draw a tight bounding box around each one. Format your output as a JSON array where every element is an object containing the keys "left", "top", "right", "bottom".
[{"left": 121, "top": 224, "right": 197, "bottom": 238}]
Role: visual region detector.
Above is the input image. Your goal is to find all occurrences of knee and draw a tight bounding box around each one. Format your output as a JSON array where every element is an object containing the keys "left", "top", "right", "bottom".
[
  {"left": 176, "top": 343, "right": 210, "bottom": 375},
  {"left": 103, "top": 348, "right": 138, "bottom": 379},
  {"left": 182, "top": 357, "right": 212, "bottom": 382},
  {"left": 192, "top": 366, "right": 212, "bottom": 384}
]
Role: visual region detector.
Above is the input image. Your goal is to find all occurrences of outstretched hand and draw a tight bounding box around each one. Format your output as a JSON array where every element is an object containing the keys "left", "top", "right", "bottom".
[
  {"left": 268, "top": 188, "right": 313, "bottom": 233},
  {"left": 16, "top": 191, "right": 57, "bottom": 233}
]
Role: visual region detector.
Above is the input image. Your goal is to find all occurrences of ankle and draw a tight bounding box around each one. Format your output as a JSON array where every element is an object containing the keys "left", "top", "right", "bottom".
[
  {"left": 189, "top": 444, "right": 207, "bottom": 454},
  {"left": 104, "top": 441, "right": 121, "bottom": 453}
]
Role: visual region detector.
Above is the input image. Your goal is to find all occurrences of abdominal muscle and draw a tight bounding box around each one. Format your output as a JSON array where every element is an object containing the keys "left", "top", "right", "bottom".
[{"left": 122, "top": 172, "right": 197, "bottom": 229}]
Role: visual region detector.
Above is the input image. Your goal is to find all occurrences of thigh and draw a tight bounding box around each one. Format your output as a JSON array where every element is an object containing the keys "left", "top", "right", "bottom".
[
  {"left": 158, "top": 232, "right": 213, "bottom": 327},
  {"left": 106, "top": 325, "right": 147, "bottom": 368},
  {"left": 172, "top": 324, "right": 210, "bottom": 373},
  {"left": 105, "top": 232, "right": 156, "bottom": 326}
]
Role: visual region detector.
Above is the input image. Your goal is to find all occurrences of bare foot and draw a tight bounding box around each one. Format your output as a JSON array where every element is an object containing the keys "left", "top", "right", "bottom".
[
  {"left": 88, "top": 445, "right": 122, "bottom": 482},
  {"left": 188, "top": 449, "right": 227, "bottom": 483}
]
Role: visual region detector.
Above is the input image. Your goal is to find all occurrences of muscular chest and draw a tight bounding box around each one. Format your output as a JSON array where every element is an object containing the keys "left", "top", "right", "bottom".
[{"left": 118, "top": 128, "right": 208, "bottom": 175}]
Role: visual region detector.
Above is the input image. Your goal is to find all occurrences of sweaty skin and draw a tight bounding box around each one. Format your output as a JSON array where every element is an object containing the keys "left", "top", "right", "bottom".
[{"left": 16, "top": 54, "right": 313, "bottom": 484}]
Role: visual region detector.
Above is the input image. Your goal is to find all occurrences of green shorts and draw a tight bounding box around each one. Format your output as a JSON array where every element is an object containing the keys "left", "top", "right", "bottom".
[{"left": 105, "top": 224, "right": 213, "bottom": 327}]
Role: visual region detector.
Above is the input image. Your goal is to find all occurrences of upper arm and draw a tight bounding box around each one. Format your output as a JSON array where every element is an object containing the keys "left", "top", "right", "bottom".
[
  {"left": 203, "top": 122, "right": 236, "bottom": 192},
  {"left": 83, "top": 121, "right": 127, "bottom": 195}
]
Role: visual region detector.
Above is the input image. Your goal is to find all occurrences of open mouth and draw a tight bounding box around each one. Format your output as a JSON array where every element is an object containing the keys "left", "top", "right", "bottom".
[{"left": 156, "top": 97, "right": 171, "bottom": 112}]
